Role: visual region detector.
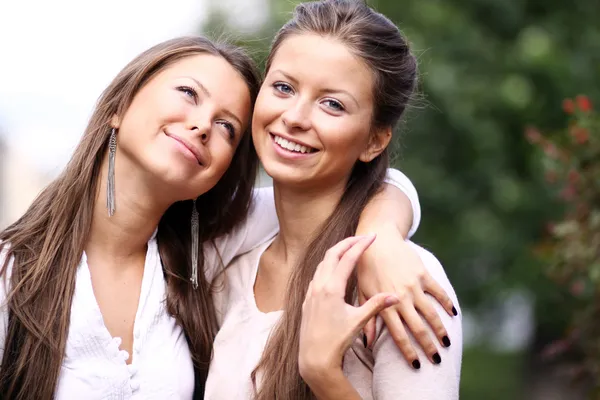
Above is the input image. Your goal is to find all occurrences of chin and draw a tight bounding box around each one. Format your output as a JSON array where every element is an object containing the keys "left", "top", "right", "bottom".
[{"left": 262, "top": 164, "right": 310, "bottom": 188}]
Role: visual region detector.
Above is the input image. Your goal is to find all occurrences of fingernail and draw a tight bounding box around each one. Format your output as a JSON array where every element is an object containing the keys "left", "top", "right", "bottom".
[
  {"left": 442, "top": 336, "right": 451, "bottom": 347},
  {"left": 363, "top": 334, "right": 368, "bottom": 348},
  {"left": 412, "top": 359, "right": 421, "bottom": 369},
  {"left": 452, "top": 306, "right": 458, "bottom": 316},
  {"left": 384, "top": 296, "right": 399, "bottom": 307},
  {"left": 432, "top": 353, "right": 441, "bottom": 364}
]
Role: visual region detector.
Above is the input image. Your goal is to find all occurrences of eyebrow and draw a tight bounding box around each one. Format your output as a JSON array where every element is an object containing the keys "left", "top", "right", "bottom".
[
  {"left": 182, "top": 76, "right": 243, "bottom": 128},
  {"left": 269, "top": 69, "right": 359, "bottom": 108}
]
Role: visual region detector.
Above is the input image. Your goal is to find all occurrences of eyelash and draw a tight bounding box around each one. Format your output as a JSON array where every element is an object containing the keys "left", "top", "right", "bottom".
[
  {"left": 273, "top": 82, "right": 345, "bottom": 112},
  {"left": 177, "top": 85, "right": 236, "bottom": 141},
  {"left": 273, "top": 82, "right": 294, "bottom": 95},
  {"left": 218, "top": 121, "right": 236, "bottom": 140},
  {"left": 177, "top": 85, "right": 197, "bottom": 101},
  {"left": 323, "top": 99, "right": 345, "bottom": 112}
]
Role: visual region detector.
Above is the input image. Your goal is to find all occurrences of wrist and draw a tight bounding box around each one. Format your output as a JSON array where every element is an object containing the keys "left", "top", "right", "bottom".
[{"left": 301, "top": 366, "right": 347, "bottom": 396}]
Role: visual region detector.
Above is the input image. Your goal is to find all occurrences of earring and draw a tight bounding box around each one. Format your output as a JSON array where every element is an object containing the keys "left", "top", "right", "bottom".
[
  {"left": 107, "top": 128, "right": 117, "bottom": 217},
  {"left": 190, "top": 199, "right": 199, "bottom": 289}
]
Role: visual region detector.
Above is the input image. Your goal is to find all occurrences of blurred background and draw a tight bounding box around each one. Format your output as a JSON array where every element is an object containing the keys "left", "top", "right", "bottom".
[{"left": 1, "top": 0, "right": 598, "bottom": 398}]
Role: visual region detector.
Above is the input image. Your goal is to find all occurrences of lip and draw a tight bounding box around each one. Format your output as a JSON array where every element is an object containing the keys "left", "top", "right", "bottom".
[
  {"left": 269, "top": 131, "right": 317, "bottom": 151},
  {"left": 269, "top": 132, "right": 318, "bottom": 160},
  {"left": 164, "top": 131, "right": 207, "bottom": 166}
]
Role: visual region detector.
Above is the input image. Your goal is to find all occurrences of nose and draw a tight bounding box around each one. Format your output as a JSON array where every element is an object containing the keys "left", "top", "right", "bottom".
[
  {"left": 191, "top": 127, "right": 209, "bottom": 144},
  {"left": 188, "top": 116, "right": 211, "bottom": 145},
  {"left": 281, "top": 100, "right": 312, "bottom": 131}
]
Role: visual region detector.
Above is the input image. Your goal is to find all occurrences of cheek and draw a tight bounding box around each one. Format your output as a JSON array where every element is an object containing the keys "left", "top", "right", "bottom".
[
  {"left": 209, "top": 139, "right": 237, "bottom": 176},
  {"left": 319, "top": 119, "right": 370, "bottom": 154},
  {"left": 252, "top": 91, "right": 280, "bottom": 130}
]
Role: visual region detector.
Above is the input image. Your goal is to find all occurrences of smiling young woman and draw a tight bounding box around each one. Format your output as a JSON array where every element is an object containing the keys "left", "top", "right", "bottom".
[{"left": 205, "top": 1, "right": 462, "bottom": 399}]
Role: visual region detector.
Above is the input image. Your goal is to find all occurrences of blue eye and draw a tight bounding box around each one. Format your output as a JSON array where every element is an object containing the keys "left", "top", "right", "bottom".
[
  {"left": 217, "top": 121, "right": 236, "bottom": 141},
  {"left": 273, "top": 82, "right": 294, "bottom": 95},
  {"left": 177, "top": 86, "right": 197, "bottom": 101},
  {"left": 323, "top": 99, "right": 345, "bottom": 112}
]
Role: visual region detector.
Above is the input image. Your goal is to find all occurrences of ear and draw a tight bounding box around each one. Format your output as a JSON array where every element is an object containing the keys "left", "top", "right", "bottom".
[
  {"left": 110, "top": 114, "right": 121, "bottom": 130},
  {"left": 359, "top": 126, "right": 392, "bottom": 163}
]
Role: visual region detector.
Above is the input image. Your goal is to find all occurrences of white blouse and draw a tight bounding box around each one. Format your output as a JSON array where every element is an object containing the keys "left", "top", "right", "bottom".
[{"left": 0, "top": 169, "right": 420, "bottom": 399}]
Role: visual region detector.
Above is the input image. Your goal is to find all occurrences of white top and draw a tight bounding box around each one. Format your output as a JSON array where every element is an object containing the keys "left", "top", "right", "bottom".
[
  {"left": 0, "top": 168, "right": 420, "bottom": 399},
  {"left": 205, "top": 242, "right": 462, "bottom": 400}
]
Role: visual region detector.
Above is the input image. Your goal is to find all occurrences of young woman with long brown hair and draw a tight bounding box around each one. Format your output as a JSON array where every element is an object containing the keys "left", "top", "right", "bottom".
[
  {"left": 0, "top": 34, "right": 455, "bottom": 399},
  {"left": 205, "top": 1, "right": 462, "bottom": 399}
]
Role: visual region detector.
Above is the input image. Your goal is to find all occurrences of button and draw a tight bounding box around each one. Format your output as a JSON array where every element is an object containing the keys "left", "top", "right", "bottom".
[
  {"left": 130, "top": 379, "right": 140, "bottom": 391},
  {"left": 134, "top": 342, "right": 142, "bottom": 353},
  {"left": 127, "top": 364, "right": 138, "bottom": 376},
  {"left": 134, "top": 330, "right": 141, "bottom": 339}
]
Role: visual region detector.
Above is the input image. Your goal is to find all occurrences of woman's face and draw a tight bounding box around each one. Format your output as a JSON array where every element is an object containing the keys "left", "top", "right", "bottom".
[
  {"left": 113, "top": 53, "right": 252, "bottom": 200},
  {"left": 252, "top": 33, "right": 380, "bottom": 190}
]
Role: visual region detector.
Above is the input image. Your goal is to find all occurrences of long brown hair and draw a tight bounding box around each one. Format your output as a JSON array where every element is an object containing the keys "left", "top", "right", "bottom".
[
  {"left": 0, "top": 36, "right": 260, "bottom": 399},
  {"left": 251, "top": 1, "right": 418, "bottom": 398}
]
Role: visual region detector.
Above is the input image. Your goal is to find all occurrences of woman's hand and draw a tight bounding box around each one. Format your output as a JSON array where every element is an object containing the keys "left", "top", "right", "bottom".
[
  {"left": 356, "top": 224, "right": 457, "bottom": 369},
  {"left": 299, "top": 235, "right": 399, "bottom": 395}
]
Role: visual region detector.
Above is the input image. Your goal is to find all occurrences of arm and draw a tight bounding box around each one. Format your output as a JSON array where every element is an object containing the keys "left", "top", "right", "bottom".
[
  {"left": 298, "top": 236, "right": 400, "bottom": 400},
  {"left": 203, "top": 187, "right": 279, "bottom": 282},
  {"left": 298, "top": 237, "right": 462, "bottom": 399},
  {"left": 205, "top": 168, "right": 419, "bottom": 282},
  {"left": 356, "top": 170, "right": 458, "bottom": 366},
  {"left": 300, "top": 369, "right": 362, "bottom": 400}
]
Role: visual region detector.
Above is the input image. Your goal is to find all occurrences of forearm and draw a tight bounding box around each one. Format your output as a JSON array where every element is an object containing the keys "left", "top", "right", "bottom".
[
  {"left": 357, "top": 183, "right": 412, "bottom": 239},
  {"left": 304, "top": 369, "right": 362, "bottom": 400}
]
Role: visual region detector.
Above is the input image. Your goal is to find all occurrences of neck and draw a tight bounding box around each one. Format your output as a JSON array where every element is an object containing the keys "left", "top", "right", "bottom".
[
  {"left": 86, "top": 153, "right": 176, "bottom": 263},
  {"left": 270, "top": 180, "right": 346, "bottom": 266}
]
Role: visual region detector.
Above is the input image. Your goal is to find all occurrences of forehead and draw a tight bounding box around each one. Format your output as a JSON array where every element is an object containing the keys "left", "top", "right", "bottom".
[
  {"left": 156, "top": 53, "right": 252, "bottom": 122},
  {"left": 269, "top": 34, "right": 373, "bottom": 99}
]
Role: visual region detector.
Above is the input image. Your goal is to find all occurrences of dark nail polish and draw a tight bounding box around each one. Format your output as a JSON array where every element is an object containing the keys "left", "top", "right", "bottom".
[
  {"left": 432, "top": 353, "right": 441, "bottom": 364},
  {"left": 412, "top": 359, "right": 421, "bottom": 369},
  {"left": 452, "top": 306, "right": 458, "bottom": 316},
  {"left": 442, "top": 336, "right": 451, "bottom": 347},
  {"left": 363, "top": 334, "right": 367, "bottom": 348}
]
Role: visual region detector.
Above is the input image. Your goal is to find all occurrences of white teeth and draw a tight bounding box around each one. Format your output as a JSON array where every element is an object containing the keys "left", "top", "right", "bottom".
[{"left": 273, "top": 135, "right": 314, "bottom": 154}]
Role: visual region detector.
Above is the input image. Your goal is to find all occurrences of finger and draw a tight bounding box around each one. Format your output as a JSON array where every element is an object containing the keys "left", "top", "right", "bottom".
[
  {"left": 336, "top": 234, "right": 376, "bottom": 283},
  {"left": 379, "top": 307, "right": 421, "bottom": 369},
  {"left": 358, "top": 291, "right": 376, "bottom": 348},
  {"left": 325, "top": 236, "right": 366, "bottom": 261},
  {"left": 313, "top": 236, "right": 364, "bottom": 281},
  {"left": 414, "top": 292, "right": 451, "bottom": 348},
  {"left": 423, "top": 273, "right": 458, "bottom": 317},
  {"left": 399, "top": 304, "right": 442, "bottom": 365},
  {"left": 318, "top": 236, "right": 367, "bottom": 279},
  {"left": 356, "top": 293, "right": 398, "bottom": 334}
]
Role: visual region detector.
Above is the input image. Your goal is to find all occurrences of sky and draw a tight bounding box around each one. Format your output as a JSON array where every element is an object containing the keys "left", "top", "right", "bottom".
[{"left": 0, "top": 0, "right": 222, "bottom": 175}]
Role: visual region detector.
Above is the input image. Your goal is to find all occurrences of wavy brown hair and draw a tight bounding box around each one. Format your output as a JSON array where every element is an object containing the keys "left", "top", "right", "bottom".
[
  {"left": 251, "top": 1, "right": 418, "bottom": 399},
  {"left": 0, "top": 36, "right": 260, "bottom": 399}
]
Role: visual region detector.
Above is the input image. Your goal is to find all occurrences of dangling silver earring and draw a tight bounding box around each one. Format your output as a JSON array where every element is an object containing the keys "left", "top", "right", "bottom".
[
  {"left": 190, "top": 199, "right": 199, "bottom": 289},
  {"left": 107, "top": 128, "right": 117, "bottom": 217}
]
